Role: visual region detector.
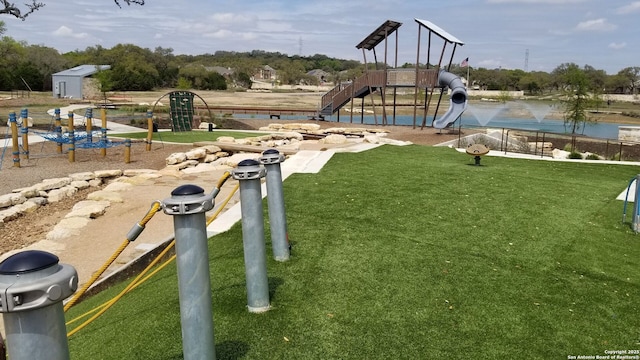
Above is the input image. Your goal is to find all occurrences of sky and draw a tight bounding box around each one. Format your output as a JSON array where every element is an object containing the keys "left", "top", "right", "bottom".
[{"left": 3, "top": 0, "right": 640, "bottom": 74}]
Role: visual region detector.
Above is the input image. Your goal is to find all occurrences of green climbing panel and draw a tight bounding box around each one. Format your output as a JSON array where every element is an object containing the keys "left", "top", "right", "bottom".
[{"left": 169, "top": 91, "right": 195, "bottom": 132}]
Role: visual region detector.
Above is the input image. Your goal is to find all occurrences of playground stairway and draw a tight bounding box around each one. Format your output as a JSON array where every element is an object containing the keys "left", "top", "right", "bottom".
[{"left": 318, "top": 68, "right": 439, "bottom": 117}]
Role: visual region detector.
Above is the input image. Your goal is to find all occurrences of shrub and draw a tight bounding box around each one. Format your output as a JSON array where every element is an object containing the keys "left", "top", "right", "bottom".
[
  {"left": 563, "top": 143, "right": 576, "bottom": 152},
  {"left": 585, "top": 153, "right": 600, "bottom": 160},
  {"left": 568, "top": 151, "right": 583, "bottom": 159}
]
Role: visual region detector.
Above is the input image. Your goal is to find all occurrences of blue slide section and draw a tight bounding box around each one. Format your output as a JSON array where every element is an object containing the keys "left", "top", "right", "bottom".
[{"left": 432, "top": 70, "right": 468, "bottom": 129}]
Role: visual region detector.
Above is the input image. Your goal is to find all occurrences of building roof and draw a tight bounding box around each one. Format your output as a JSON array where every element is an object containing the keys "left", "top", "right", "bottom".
[
  {"left": 414, "top": 19, "right": 464, "bottom": 45},
  {"left": 53, "top": 64, "right": 111, "bottom": 77},
  {"left": 206, "top": 66, "right": 235, "bottom": 76},
  {"left": 356, "top": 20, "right": 403, "bottom": 50}
]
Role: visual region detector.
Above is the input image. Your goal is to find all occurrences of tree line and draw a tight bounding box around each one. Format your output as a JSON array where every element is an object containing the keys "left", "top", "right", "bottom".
[{"left": 0, "top": 32, "right": 638, "bottom": 96}]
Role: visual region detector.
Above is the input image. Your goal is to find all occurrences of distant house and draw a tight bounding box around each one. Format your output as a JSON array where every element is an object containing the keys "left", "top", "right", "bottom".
[
  {"left": 307, "top": 69, "right": 331, "bottom": 84},
  {"left": 254, "top": 65, "right": 276, "bottom": 81},
  {"left": 206, "top": 66, "right": 235, "bottom": 78},
  {"left": 51, "top": 65, "right": 110, "bottom": 99}
]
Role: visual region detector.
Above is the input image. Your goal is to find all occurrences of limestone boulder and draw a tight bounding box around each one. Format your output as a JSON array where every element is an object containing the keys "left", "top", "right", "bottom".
[
  {"left": 69, "top": 172, "right": 96, "bottom": 181},
  {"left": 94, "top": 169, "right": 123, "bottom": 178},
  {"left": 216, "top": 136, "right": 235, "bottom": 143},
  {"left": 0, "top": 193, "right": 26, "bottom": 209},
  {"left": 202, "top": 145, "right": 222, "bottom": 154},
  {"left": 47, "top": 185, "right": 78, "bottom": 203},
  {"left": 87, "top": 190, "right": 124, "bottom": 203},
  {"left": 320, "top": 134, "right": 348, "bottom": 145},
  {"left": 166, "top": 152, "right": 187, "bottom": 165},
  {"left": 35, "top": 177, "right": 72, "bottom": 192},
  {"left": 66, "top": 200, "right": 111, "bottom": 219},
  {"left": 185, "top": 148, "right": 207, "bottom": 160}
]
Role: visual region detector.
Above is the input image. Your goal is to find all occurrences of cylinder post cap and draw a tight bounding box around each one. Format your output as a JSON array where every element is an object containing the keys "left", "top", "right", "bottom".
[
  {"left": 171, "top": 184, "right": 205, "bottom": 197},
  {"left": 238, "top": 159, "right": 260, "bottom": 167},
  {"left": 0, "top": 250, "right": 59, "bottom": 275}
]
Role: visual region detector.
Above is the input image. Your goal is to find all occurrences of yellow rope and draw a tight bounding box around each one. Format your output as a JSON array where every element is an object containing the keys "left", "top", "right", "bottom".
[
  {"left": 66, "top": 182, "right": 239, "bottom": 336},
  {"left": 67, "top": 239, "right": 176, "bottom": 337},
  {"left": 207, "top": 183, "right": 239, "bottom": 226},
  {"left": 63, "top": 201, "right": 162, "bottom": 312}
]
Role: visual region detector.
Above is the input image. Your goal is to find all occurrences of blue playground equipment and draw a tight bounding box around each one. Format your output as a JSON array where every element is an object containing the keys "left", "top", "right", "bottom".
[{"left": 621, "top": 174, "right": 640, "bottom": 232}]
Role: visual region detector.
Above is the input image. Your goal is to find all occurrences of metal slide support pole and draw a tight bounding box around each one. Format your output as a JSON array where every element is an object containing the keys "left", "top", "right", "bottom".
[
  {"left": 231, "top": 159, "right": 270, "bottom": 313},
  {"left": 0, "top": 250, "right": 78, "bottom": 360},
  {"left": 633, "top": 174, "right": 640, "bottom": 233},
  {"left": 162, "top": 184, "right": 217, "bottom": 360},
  {"left": 259, "top": 149, "right": 290, "bottom": 261}
]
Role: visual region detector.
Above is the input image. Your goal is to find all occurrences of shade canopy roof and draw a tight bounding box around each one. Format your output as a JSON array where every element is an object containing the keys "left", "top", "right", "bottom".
[
  {"left": 355, "top": 20, "right": 402, "bottom": 50},
  {"left": 414, "top": 18, "right": 464, "bottom": 45}
]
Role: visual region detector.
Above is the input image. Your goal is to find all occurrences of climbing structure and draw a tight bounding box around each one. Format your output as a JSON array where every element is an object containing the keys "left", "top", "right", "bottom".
[{"left": 318, "top": 18, "right": 467, "bottom": 129}]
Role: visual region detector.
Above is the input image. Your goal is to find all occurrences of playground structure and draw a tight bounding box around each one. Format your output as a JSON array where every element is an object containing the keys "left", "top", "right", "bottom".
[
  {"left": 319, "top": 18, "right": 468, "bottom": 129},
  {"left": 2, "top": 106, "right": 156, "bottom": 169},
  {"left": 152, "top": 90, "right": 214, "bottom": 131}
]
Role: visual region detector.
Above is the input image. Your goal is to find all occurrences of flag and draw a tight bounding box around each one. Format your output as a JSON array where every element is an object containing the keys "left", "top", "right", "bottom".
[{"left": 460, "top": 57, "right": 469, "bottom": 67}]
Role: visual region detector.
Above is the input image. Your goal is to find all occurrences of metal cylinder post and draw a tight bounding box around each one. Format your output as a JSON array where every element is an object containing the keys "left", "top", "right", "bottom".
[
  {"left": 231, "top": 159, "right": 270, "bottom": 312},
  {"left": 85, "top": 108, "right": 93, "bottom": 144},
  {"left": 124, "top": 138, "right": 131, "bottom": 163},
  {"left": 67, "top": 112, "right": 75, "bottom": 163},
  {"left": 54, "top": 108, "right": 62, "bottom": 154},
  {"left": 146, "top": 110, "right": 153, "bottom": 151},
  {"left": 9, "top": 112, "right": 20, "bottom": 168},
  {"left": 100, "top": 108, "right": 107, "bottom": 157},
  {"left": 0, "top": 250, "right": 78, "bottom": 360},
  {"left": 162, "top": 184, "right": 216, "bottom": 360},
  {"left": 259, "top": 149, "right": 290, "bottom": 261},
  {"left": 20, "top": 108, "right": 29, "bottom": 160},
  {"left": 633, "top": 174, "right": 640, "bottom": 233}
]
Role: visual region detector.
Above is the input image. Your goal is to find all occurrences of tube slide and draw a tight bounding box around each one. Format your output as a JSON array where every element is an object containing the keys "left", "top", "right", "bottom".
[{"left": 432, "top": 69, "right": 468, "bottom": 129}]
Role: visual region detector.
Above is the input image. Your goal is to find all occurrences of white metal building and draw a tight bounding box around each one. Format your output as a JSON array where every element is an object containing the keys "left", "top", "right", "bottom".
[{"left": 51, "top": 64, "right": 110, "bottom": 99}]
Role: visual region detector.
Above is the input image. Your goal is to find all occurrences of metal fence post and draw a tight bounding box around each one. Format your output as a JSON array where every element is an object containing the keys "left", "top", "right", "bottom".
[
  {"left": 259, "top": 149, "right": 290, "bottom": 261},
  {"left": 231, "top": 159, "right": 270, "bottom": 313},
  {"left": 0, "top": 250, "right": 78, "bottom": 360},
  {"left": 162, "top": 184, "right": 217, "bottom": 360}
]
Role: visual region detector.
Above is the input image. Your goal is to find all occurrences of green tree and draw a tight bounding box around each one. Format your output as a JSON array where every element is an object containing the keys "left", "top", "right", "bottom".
[
  {"left": 562, "top": 66, "right": 592, "bottom": 134},
  {"left": 617, "top": 67, "right": 640, "bottom": 94},
  {"left": 24, "top": 44, "right": 67, "bottom": 91},
  {"left": 94, "top": 68, "right": 114, "bottom": 102},
  {"left": 0, "top": 36, "right": 25, "bottom": 90}
]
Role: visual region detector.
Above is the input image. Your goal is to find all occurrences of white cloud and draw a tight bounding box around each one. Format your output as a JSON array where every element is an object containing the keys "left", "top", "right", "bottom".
[
  {"left": 52, "top": 26, "right": 90, "bottom": 39},
  {"left": 210, "top": 13, "right": 256, "bottom": 24},
  {"left": 574, "top": 18, "right": 617, "bottom": 32},
  {"left": 609, "top": 42, "right": 627, "bottom": 50},
  {"left": 616, "top": 1, "right": 640, "bottom": 14}
]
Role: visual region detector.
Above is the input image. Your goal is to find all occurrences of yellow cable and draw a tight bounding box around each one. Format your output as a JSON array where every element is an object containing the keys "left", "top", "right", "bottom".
[
  {"left": 64, "top": 201, "right": 162, "bottom": 312},
  {"left": 207, "top": 183, "right": 239, "bottom": 226},
  {"left": 66, "top": 253, "right": 178, "bottom": 326},
  {"left": 67, "top": 239, "right": 176, "bottom": 337},
  {"left": 66, "top": 183, "right": 239, "bottom": 336}
]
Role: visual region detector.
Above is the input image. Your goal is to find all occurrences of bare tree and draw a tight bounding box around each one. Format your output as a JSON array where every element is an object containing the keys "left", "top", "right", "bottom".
[{"left": 1, "top": 0, "right": 144, "bottom": 20}]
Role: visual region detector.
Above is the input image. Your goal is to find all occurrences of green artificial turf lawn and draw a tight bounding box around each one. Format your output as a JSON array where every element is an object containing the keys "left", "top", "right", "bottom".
[{"left": 66, "top": 145, "right": 640, "bottom": 359}]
